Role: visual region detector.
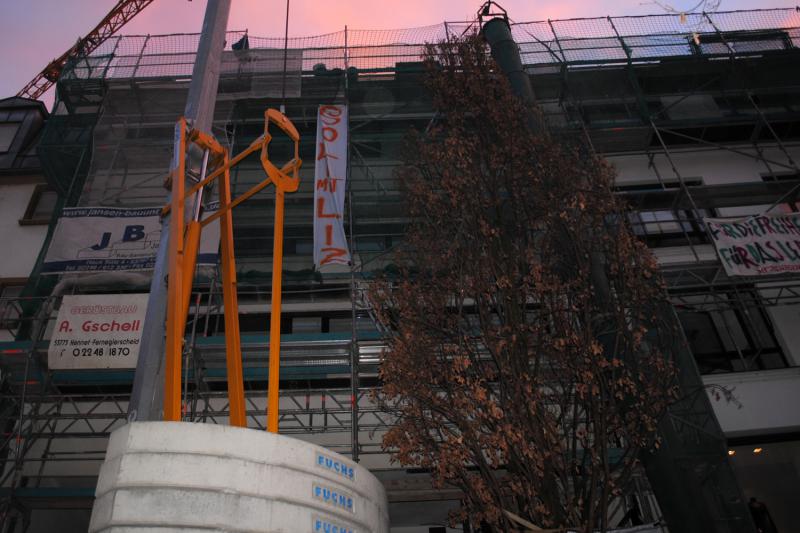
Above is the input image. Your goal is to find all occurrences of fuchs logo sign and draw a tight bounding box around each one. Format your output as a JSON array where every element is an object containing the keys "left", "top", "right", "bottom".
[
  {"left": 42, "top": 206, "right": 220, "bottom": 273},
  {"left": 48, "top": 294, "right": 149, "bottom": 370},
  {"left": 312, "top": 516, "right": 355, "bottom": 533},
  {"left": 315, "top": 452, "right": 355, "bottom": 481},
  {"left": 312, "top": 483, "right": 355, "bottom": 513}
]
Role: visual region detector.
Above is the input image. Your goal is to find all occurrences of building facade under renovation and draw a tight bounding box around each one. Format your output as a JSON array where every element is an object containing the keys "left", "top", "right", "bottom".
[{"left": 0, "top": 7, "right": 799, "bottom": 532}]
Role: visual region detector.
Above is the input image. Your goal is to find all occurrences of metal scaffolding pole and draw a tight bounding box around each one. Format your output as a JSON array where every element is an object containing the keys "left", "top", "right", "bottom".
[{"left": 129, "top": 0, "right": 231, "bottom": 422}]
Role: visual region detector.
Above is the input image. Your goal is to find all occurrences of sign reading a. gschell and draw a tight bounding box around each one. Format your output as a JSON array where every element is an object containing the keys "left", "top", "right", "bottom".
[{"left": 48, "top": 294, "right": 148, "bottom": 369}]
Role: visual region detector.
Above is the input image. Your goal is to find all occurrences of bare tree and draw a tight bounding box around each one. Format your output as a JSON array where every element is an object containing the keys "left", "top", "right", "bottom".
[{"left": 370, "top": 34, "right": 679, "bottom": 532}]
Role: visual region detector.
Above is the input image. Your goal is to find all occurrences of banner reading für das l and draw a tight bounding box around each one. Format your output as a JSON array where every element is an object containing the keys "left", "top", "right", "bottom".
[{"left": 705, "top": 213, "right": 800, "bottom": 276}]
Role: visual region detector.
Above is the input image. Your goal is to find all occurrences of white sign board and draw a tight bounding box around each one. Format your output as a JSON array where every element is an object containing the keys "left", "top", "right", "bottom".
[
  {"left": 705, "top": 213, "right": 800, "bottom": 276},
  {"left": 42, "top": 206, "right": 220, "bottom": 273},
  {"left": 48, "top": 294, "right": 149, "bottom": 369},
  {"left": 313, "top": 104, "right": 351, "bottom": 270}
]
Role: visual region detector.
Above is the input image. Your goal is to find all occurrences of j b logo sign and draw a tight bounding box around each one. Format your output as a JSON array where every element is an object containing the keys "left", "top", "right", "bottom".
[
  {"left": 91, "top": 224, "right": 147, "bottom": 250},
  {"left": 42, "top": 207, "right": 220, "bottom": 273}
]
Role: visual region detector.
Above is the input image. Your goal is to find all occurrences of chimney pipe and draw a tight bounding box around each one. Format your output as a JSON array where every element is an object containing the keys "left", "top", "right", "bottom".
[{"left": 482, "top": 17, "right": 543, "bottom": 134}]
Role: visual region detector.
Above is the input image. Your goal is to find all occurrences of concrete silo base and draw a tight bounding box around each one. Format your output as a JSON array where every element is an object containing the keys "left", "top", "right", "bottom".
[{"left": 89, "top": 421, "right": 388, "bottom": 533}]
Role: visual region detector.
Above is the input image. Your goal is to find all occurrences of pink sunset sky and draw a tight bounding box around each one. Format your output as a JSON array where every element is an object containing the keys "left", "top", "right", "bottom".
[{"left": 0, "top": 0, "right": 796, "bottom": 106}]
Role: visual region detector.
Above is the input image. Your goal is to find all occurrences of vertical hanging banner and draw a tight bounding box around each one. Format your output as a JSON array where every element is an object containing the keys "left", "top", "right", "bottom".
[{"left": 313, "top": 104, "right": 351, "bottom": 270}]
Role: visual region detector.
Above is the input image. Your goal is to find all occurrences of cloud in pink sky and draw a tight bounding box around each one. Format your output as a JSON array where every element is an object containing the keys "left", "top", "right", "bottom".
[{"left": 0, "top": 0, "right": 796, "bottom": 105}]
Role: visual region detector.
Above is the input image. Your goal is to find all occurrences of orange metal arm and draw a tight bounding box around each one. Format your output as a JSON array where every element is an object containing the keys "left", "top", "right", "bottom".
[
  {"left": 162, "top": 108, "right": 302, "bottom": 218},
  {"left": 261, "top": 110, "right": 301, "bottom": 194},
  {"left": 218, "top": 151, "right": 247, "bottom": 427},
  {"left": 199, "top": 158, "right": 301, "bottom": 229},
  {"left": 266, "top": 188, "right": 285, "bottom": 433},
  {"left": 266, "top": 108, "right": 300, "bottom": 141},
  {"left": 164, "top": 117, "right": 187, "bottom": 422},
  {"left": 262, "top": 108, "right": 303, "bottom": 433},
  {"left": 161, "top": 136, "right": 267, "bottom": 218}
]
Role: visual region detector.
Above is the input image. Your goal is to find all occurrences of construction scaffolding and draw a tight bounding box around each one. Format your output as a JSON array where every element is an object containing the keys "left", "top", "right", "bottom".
[{"left": 1, "top": 7, "right": 799, "bottom": 530}]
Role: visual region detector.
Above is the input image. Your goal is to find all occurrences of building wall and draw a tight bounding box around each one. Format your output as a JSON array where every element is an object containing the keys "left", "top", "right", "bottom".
[
  {"left": 611, "top": 143, "right": 800, "bottom": 531},
  {"left": 765, "top": 299, "right": 800, "bottom": 366},
  {"left": 611, "top": 145, "right": 800, "bottom": 191},
  {"left": 0, "top": 181, "right": 48, "bottom": 279},
  {"left": 611, "top": 145, "right": 800, "bottom": 369},
  {"left": 704, "top": 368, "right": 800, "bottom": 437}
]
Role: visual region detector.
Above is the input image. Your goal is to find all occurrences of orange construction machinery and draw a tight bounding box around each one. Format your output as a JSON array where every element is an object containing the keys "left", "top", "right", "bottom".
[{"left": 162, "top": 109, "right": 302, "bottom": 432}]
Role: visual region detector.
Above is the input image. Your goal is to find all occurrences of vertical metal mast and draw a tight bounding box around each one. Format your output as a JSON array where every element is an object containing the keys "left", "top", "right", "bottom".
[
  {"left": 344, "top": 25, "right": 360, "bottom": 462},
  {"left": 129, "top": 0, "right": 232, "bottom": 422}
]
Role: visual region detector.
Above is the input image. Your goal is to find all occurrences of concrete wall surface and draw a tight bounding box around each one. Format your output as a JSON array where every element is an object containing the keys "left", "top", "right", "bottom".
[
  {"left": 704, "top": 367, "right": 800, "bottom": 438},
  {"left": 89, "top": 421, "right": 389, "bottom": 533}
]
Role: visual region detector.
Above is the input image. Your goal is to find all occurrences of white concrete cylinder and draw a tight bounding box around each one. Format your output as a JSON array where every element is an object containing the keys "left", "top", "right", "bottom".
[{"left": 89, "top": 421, "right": 389, "bottom": 533}]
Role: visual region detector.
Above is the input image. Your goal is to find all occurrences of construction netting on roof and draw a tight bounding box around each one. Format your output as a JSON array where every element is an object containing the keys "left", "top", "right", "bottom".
[
  {"left": 62, "top": 25, "right": 460, "bottom": 81},
  {"left": 514, "top": 8, "right": 800, "bottom": 64},
  {"left": 48, "top": 6, "right": 800, "bottom": 227},
  {"left": 59, "top": 8, "right": 800, "bottom": 83}
]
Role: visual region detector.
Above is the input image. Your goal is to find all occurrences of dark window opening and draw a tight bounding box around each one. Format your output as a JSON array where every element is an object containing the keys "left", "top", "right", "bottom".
[
  {"left": 616, "top": 180, "right": 713, "bottom": 247},
  {"left": 673, "top": 288, "right": 787, "bottom": 374},
  {"left": 20, "top": 184, "right": 58, "bottom": 226},
  {"left": 0, "top": 122, "right": 21, "bottom": 152}
]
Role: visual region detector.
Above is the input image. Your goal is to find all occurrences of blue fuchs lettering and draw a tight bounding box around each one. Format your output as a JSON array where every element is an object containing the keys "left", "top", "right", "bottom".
[
  {"left": 316, "top": 452, "right": 355, "bottom": 481},
  {"left": 313, "top": 517, "right": 355, "bottom": 533},
  {"left": 313, "top": 483, "right": 355, "bottom": 513}
]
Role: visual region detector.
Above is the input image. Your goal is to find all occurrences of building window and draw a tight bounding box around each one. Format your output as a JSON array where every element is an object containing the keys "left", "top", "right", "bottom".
[
  {"left": 0, "top": 123, "right": 20, "bottom": 153},
  {"left": 292, "top": 316, "right": 322, "bottom": 334},
  {"left": 762, "top": 172, "right": 800, "bottom": 213},
  {"left": 19, "top": 185, "right": 58, "bottom": 226},
  {"left": 616, "top": 180, "right": 713, "bottom": 247},
  {"left": 673, "top": 288, "right": 787, "bottom": 374}
]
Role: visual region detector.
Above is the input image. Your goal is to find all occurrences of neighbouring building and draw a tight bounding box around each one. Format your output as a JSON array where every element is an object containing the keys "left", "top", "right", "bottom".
[{"left": 0, "top": 97, "right": 53, "bottom": 343}]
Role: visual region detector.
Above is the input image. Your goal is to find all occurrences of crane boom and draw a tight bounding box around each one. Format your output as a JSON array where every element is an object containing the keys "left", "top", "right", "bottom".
[{"left": 16, "top": 0, "right": 156, "bottom": 100}]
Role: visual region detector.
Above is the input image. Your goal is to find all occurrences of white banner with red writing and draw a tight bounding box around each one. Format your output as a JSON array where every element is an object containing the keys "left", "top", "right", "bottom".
[
  {"left": 705, "top": 213, "right": 800, "bottom": 276},
  {"left": 48, "top": 294, "right": 149, "bottom": 369},
  {"left": 313, "top": 104, "right": 351, "bottom": 270}
]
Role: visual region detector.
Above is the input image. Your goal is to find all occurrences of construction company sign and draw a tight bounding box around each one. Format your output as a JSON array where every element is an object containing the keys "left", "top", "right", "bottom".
[
  {"left": 42, "top": 206, "right": 220, "bottom": 273},
  {"left": 313, "top": 104, "right": 351, "bottom": 270},
  {"left": 705, "top": 213, "right": 800, "bottom": 276},
  {"left": 48, "top": 294, "right": 149, "bottom": 369}
]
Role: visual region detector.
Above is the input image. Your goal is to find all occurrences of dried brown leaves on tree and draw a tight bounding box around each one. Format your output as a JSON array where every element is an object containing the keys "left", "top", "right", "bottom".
[{"left": 368, "top": 34, "right": 680, "bottom": 532}]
